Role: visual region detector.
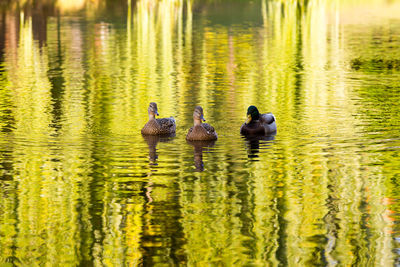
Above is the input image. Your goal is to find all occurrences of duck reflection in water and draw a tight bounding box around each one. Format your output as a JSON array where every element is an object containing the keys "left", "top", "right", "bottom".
[
  {"left": 242, "top": 134, "right": 275, "bottom": 159},
  {"left": 142, "top": 134, "right": 175, "bottom": 165},
  {"left": 142, "top": 134, "right": 175, "bottom": 202},
  {"left": 186, "top": 140, "right": 216, "bottom": 171}
]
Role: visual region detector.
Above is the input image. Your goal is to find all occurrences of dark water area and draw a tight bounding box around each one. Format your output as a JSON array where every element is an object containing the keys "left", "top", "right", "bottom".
[{"left": 1, "top": 0, "right": 400, "bottom": 265}]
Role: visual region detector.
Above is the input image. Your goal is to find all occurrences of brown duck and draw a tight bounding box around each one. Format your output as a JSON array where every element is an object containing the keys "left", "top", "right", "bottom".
[
  {"left": 186, "top": 106, "right": 218, "bottom": 141},
  {"left": 141, "top": 102, "right": 176, "bottom": 135}
]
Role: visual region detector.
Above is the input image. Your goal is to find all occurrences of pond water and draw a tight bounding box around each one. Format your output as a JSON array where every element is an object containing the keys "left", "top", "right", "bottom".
[{"left": 1, "top": 0, "right": 400, "bottom": 265}]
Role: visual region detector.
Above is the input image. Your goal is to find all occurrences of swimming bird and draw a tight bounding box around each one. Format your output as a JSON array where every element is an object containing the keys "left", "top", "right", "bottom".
[
  {"left": 186, "top": 106, "right": 218, "bottom": 141},
  {"left": 141, "top": 102, "right": 176, "bottom": 135},
  {"left": 240, "top": 105, "right": 277, "bottom": 135}
]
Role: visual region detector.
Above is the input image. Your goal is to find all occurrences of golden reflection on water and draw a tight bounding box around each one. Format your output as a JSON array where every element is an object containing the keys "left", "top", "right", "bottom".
[{"left": 1, "top": 0, "right": 400, "bottom": 265}]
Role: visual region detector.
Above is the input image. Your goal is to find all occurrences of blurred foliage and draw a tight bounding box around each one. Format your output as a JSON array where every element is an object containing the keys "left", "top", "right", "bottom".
[
  {"left": 351, "top": 58, "right": 400, "bottom": 72},
  {"left": 0, "top": 0, "right": 400, "bottom": 265}
]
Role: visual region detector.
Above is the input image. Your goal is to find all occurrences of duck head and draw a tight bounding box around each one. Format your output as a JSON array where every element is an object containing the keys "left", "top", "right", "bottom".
[
  {"left": 193, "top": 106, "right": 206, "bottom": 125},
  {"left": 246, "top": 105, "right": 260, "bottom": 124},
  {"left": 148, "top": 102, "right": 159, "bottom": 119}
]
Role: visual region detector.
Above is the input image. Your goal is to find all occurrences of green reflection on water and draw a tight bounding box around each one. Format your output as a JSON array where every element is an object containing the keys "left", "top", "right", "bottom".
[{"left": 1, "top": 0, "right": 400, "bottom": 266}]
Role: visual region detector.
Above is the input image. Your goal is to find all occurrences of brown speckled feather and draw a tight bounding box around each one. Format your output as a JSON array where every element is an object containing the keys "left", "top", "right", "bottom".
[
  {"left": 186, "top": 124, "right": 218, "bottom": 141},
  {"left": 202, "top": 123, "right": 215, "bottom": 133},
  {"left": 141, "top": 117, "right": 176, "bottom": 135},
  {"left": 156, "top": 118, "right": 176, "bottom": 134}
]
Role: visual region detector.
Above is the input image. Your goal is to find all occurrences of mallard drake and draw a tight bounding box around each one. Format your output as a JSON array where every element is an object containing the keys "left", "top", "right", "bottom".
[
  {"left": 141, "top": 102, "right": 176, "bottom": 135},
  {"left": 186, "top": 106, "right": 218, "bottom": 141},
  {"left": 240, "top": 105, "right": 277, "bottom": 135}
]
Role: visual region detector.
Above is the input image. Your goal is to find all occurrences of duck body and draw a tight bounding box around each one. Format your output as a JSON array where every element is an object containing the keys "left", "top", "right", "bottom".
[
  {"left": 141, "top": 117, "right": 176, "bottom": 135},
  {"left": 240, "top": 106, "right": 277, "bottom": 135},
  {"left": 141, "top": 102, "right": 176, "bottom": 135},
  {"left": 186, "top": 106, "right": 218, "bottom": 141},
  {"left": 186, "top": 123, "right": 217, "bottom": 141}
]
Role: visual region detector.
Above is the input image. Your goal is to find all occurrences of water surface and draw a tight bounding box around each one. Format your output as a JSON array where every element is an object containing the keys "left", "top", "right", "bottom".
[{"left": 1, "top": 0, "right": 400, "bottom": 265}]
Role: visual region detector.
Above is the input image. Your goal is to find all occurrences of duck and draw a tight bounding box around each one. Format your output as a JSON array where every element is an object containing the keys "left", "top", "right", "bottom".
[
  {"left": 240, "top": 105, "right": 277, "bottom": 135},
  {"left": 186, "top": 106, "right": 218, "bottom": 141},
  {"left": 141, "top": 102, "right": 176, "bottom": 135}
]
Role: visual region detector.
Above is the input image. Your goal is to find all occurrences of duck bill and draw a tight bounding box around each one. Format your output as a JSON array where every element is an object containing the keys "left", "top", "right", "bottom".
[
  {"left": 246, "top": 115, "right": 252, "bottom": 124},
  {"left": 155, "top": 111, "right": 159, "bottom": 116},
  {"left": 201, "top": 115, "right": 206, "bottom": 122}
]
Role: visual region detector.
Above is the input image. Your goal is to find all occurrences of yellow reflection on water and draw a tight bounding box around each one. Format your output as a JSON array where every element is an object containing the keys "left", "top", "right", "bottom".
[
  {"left": 0, "top": 0, "right": 399, "bottom": 265},
  {"left": 58, "top": 0, "right": 86, "bottom": 12}
]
